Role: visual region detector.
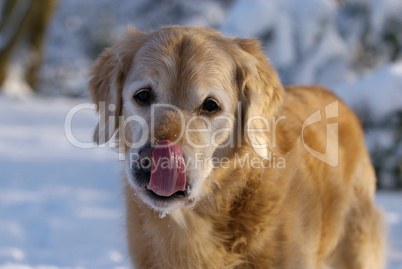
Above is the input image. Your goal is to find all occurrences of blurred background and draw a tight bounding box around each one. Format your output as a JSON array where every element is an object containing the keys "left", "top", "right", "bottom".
[{"left": 0, "top": 0, "right": 401, "bottom": 268}]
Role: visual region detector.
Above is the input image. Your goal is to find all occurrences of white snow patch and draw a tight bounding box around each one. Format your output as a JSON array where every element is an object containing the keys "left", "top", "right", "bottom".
[
  {"left": 108, "top": 250, "right": 123, "bottom": 263},
  {"left": 332, "top": 61, "right": 402, "bottom": 120},
  {"left": 221, "top": 0, "right": 349, "bottom": 85},
  {"left": 386, "top": 212, "right": 402, "bottom": 225},
  {"left": 0, "top": 248, "right": 25, "bottom": 261},
  {"left": 0, "top": 264, "right": 84, "bottom": 269},
  {"left": 0, "top": 95, "right": 128, "bottom": 268}
]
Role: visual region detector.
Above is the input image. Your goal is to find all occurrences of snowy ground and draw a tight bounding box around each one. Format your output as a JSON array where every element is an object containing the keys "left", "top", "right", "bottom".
[
  {"left": 0, "top": 96, "right": 401, "bottom": 269},
  {"left": 0, "top": 96, "right": 128, "bottom": 269}
]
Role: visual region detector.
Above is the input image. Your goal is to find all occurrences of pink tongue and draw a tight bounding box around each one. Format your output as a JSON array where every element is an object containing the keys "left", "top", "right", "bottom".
[{"left": 147, "top": 140, "right": 186, "bottom": 197}]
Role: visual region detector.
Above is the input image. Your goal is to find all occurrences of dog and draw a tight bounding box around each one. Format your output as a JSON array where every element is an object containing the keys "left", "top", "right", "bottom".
[{"left": 89, "top": 26, "right": 384, "bottom": 269}]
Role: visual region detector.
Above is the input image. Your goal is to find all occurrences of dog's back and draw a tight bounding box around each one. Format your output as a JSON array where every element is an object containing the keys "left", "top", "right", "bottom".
[{"left": 276, "top": 86, "right": 384, "bottom": 268}]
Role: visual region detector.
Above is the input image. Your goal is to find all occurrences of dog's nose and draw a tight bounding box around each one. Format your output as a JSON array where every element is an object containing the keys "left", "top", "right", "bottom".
[{"left": 138, "top": 145, "right": 153, "bottom": 173}]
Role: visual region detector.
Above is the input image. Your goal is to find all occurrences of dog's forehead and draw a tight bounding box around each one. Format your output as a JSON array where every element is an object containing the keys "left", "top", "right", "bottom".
[{"left": 130, "top": 32, "right": 237, "bottom": 108}]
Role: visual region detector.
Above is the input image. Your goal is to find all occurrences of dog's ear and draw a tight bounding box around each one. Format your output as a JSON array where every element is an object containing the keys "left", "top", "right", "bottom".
[
  {"left": 232, "top": 38, "right": 284, "bottom": 158},
  {"left": 88, "top": 27, "right": 148, "bottom": 144}
]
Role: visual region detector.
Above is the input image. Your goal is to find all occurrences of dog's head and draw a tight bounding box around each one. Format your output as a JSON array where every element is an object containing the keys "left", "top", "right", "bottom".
[{"left": 89, "top": 26, "right": 283, "bottom": 211}]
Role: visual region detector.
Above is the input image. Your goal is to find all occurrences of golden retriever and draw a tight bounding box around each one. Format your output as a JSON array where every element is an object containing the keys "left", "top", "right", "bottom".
[{"left": 89, "top": 26, "right": 384, "bottom": 269}]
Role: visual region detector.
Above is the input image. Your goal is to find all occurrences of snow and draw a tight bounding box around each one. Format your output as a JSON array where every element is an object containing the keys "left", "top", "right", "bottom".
[
  {"left": 0, "top": 95, "right": 401, "bottom": 268},
  {"left": 221, "top": 0, "right": 402, "bottom": 88},
  {"left": 221, "top": 0, "right": 279, "bottom": 38},
  {"left": 366, "top": 0, "right": 402, "bottom": 35},
  {"left": 332, "top": 61, "right": 402, "bottom": 121},
  {"left": 0, "top": 96, "right": 129, "bottom": 269},
  {"left": 377, "top": 192, "right": 402, "bottom": 269},
  {"left": 221, "top": 0, "right": 349, "bottom": 85}
]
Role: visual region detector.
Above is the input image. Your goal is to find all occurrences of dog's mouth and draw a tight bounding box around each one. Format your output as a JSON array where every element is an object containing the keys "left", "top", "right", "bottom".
[
  {"left": 128, "top": 140, "right": 193, "bottom": 208},
  {"left": 145, "top": 188, "right": 188, "bottom": 201},
  {"left": 146, "top": 140, "right": 186, "bottom": 196}
]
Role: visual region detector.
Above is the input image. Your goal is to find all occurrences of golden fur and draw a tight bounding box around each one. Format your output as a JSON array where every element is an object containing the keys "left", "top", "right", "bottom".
[{"left": 89, "top": 26, "right": 384, "bottom": 269}]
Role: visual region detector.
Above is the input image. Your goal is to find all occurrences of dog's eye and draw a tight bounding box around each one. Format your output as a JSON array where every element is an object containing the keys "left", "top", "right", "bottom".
[
  {"left": 134, "top": 89, "right": 152, "bottom": 104},
  {"left": 202, "top": 98, "right": 219, "bottom": 113}
]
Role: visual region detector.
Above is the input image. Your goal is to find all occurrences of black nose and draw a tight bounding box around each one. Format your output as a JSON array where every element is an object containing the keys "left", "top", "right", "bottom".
[
  {"left": 130, "top": 144, "right": 153, "bottom": 186},
  {"left": 138, "top": 145, "right": 153, "bottom": 173}
]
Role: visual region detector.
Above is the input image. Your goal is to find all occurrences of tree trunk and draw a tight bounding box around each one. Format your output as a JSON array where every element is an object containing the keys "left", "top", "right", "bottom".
[{"left": 0, "top": 0, "right": 56, "bottom": 91}]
